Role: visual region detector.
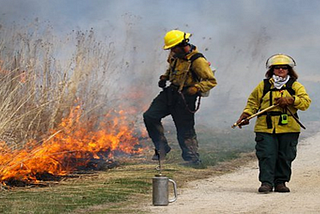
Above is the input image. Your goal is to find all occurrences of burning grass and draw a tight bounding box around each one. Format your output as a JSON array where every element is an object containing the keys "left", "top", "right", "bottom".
[
  {"left": 0, "top": 23, "right": 147, "bottom": 187},
  {"left": 0, "top": 127, "right": 256, "bottom": 214},
  {"left": 0, "top": 105, "right": 143, "bottom": 186}
]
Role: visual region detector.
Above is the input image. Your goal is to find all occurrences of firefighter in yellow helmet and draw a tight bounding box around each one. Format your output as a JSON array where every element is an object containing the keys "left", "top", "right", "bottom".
[
  {"left": 143, "top": 30, "right": 217, "bottom": 165},
  {"left": 236, "top": 54, "right": 311, "bottom": 193}
]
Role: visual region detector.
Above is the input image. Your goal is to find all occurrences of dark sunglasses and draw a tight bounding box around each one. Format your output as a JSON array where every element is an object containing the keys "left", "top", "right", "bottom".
[{"left": 274, "top": 66, "right": 289, "bottom": 70}]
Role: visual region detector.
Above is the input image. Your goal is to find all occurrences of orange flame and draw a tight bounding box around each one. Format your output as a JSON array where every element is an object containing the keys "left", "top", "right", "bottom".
[{"left": 0, "top": 106, "right": 143, "bottom": 185}]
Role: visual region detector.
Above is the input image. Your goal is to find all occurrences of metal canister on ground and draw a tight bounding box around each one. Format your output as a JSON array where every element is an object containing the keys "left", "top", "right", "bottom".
[{"left": 152, "top": 174, "right": 177, "bottom": 206}]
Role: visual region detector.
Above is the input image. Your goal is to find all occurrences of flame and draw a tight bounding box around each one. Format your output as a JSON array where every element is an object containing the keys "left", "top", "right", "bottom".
[{"left": 0, "top": 105, "right": 143, "bottom": 185}]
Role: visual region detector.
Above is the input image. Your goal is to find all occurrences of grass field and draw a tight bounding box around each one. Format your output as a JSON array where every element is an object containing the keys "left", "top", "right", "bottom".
[{"left": 0, "top": 126, "right": 255, "bottom": 214}]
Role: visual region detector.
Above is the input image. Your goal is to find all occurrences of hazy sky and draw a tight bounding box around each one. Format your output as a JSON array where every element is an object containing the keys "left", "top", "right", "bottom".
[
  {"left": 2, "top": 0, "right": 320, "bottom": 71},
  {"left": 1, "top": 0, "right": 319, "bottom": 129},
  {"left": 2, "top": 0, "right": 319, "bottom": 77}
]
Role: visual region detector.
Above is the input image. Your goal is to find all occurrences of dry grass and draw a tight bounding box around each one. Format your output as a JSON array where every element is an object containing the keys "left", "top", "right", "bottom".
[
  {"left": 0, "top": 23, "right": 121, "bottom": 146},
  {"left": 0, "top": 22, "right": 147, "bottom": 190}
]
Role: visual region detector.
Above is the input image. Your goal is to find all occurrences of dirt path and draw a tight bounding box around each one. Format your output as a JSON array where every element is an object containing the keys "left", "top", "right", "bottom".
[{"left": 144, "top": 133, "right": 320, "bottom": 214}]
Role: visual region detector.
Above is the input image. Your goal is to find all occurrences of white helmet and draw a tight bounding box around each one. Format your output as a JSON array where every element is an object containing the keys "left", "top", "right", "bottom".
[{"left": 266, "top": 54, "right": 296, "bottom": 69}]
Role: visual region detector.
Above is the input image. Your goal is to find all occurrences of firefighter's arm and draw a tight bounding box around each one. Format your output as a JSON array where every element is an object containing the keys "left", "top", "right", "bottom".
[
  {"left": 160, "top": 52, "right": 177, "bottom": 81},
  {"left": 292, "top": 82, "right": 311, "bottom": 111},
  {"left": 192, "top": 58, "right": 217, "bottom": 93}
]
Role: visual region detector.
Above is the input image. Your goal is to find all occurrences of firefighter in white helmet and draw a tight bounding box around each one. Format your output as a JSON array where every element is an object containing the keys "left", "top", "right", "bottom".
[
  {"left": 236, "top": 54, "right": 311, "bottom": 193},
  {"left": 143, "top": 30, "right": 217, "bottom": 165}
]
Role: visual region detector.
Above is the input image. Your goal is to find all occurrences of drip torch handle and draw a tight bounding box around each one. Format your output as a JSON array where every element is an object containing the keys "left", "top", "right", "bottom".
[{"left": 231, "top": 104, "right": 279, "bottom": 128}]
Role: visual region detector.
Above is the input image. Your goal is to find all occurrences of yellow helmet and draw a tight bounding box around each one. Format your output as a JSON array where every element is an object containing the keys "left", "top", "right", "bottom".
[
  {"left": 163, "top": 30, "right": 191, "bottom": 50},
  {"left": 266, "top": 54, "right": 296, "bottom": 69}
]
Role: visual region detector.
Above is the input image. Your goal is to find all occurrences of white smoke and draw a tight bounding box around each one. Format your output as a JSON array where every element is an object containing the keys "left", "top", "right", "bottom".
[{"left": 1, "top": 0, "right": 319, "bottom": 136}]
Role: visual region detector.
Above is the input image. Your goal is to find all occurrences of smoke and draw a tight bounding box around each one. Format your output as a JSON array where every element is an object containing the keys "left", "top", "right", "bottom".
[{"left": 1, "top": 0, "right": 320, "bottom": 137}]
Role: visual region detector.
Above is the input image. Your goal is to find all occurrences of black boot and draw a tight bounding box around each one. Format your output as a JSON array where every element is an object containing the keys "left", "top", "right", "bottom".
[
  {"left": 275, "top": 183, "right": 290, "bottom": 192},
  {"left": 258, "top": 183, "right": 273, "bottom": 193}
]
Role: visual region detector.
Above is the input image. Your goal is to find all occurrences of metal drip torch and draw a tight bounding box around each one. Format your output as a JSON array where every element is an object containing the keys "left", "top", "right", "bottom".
[{"left": 152, "top": 149, "right": 177, "bottom": 206}]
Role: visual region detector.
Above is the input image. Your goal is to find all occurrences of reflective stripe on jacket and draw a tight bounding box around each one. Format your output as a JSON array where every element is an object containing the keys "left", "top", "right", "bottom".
[{"left": 243, "top": 78, "right": 311, "bottom": 133}]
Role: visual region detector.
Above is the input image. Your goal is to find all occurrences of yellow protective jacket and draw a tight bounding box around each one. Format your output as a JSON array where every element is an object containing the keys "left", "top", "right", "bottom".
[
  {"left": 243, "top": 78, "right": 311, "bottom": 133},
  {"left": 162, "top": 48, "right": 217, "bottom": 93}
]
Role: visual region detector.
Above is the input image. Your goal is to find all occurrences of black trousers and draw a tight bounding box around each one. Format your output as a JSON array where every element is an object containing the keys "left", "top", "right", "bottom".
[
  {"left": 143, "top": 86, "right": 200, "bottom": 162},
  {"left": 255, "top": 132, "right": 299, "bottom": 186}
]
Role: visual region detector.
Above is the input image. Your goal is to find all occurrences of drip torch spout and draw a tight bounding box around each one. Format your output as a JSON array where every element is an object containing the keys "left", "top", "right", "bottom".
[{"left": 155, "top": 149, "right": 162, "bottom": 175}]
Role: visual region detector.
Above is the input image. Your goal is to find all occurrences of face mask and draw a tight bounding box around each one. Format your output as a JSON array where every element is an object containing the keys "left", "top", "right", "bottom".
[{"left": 272, "top": 74, "right": 290, "bottom": 89}]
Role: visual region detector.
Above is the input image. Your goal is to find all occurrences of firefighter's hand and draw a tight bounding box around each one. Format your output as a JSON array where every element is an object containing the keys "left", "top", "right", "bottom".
[
  {"left": 158, "top": 75, "right": 167, "bottom": 88},
  {"left": 236, "top": 112, "right": 250, "bottom": 128},
  {"left": 186, "top": 86, "right": 199, "bottom": 95},
  {"left": 274, "top": 97, "right": 294, "bottom": 108}
]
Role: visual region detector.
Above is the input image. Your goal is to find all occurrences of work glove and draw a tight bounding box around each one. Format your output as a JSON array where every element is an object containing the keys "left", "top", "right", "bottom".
[
  {"left": 274, "top": 97, "right": 294, "bottom": 108},
  {"left": 186, "top": 86, "right": 199, "bottom": 95},
  {"left": 236, "top": 112, "right": 250, "bottom": 128},
  {"left": 158, "top": 75, "right": 167, "bottom": 88}
]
